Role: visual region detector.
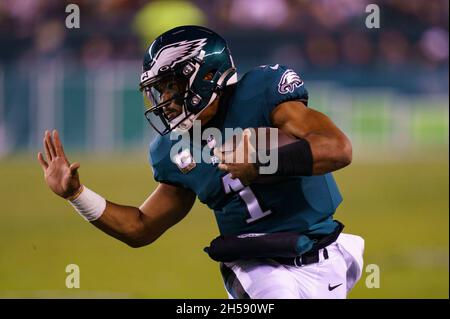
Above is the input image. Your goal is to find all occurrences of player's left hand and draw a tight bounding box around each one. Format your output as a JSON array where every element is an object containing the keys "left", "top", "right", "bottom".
[{"left": 214, "top": 129, "right": 259, "bottom": 185}]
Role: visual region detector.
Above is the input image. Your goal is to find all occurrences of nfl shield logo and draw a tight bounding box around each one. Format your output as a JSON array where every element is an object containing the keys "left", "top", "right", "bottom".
[{"left": 173, "top": 149, "right": 196, "bottom": 173}]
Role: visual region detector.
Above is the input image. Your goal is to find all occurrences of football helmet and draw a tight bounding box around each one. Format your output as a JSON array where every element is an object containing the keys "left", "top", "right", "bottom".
[{"left": 139, "top": 25, "right": 237, "bottom": 135}]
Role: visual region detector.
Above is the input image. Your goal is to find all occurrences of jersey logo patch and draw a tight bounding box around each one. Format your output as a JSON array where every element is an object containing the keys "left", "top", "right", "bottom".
[
  {"left": 278, "top": 69, "right": 303, "bottom": 94},
  {"left": 237, "top": 233, "right": 266, "bottom": 238},
  {"left": 173, "top": 149, "right": 196, "bottom": 173}
]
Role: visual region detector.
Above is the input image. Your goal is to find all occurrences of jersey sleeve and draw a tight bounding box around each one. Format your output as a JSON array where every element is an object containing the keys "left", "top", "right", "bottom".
[
  {"left": 263, "top": 64, "right": 309, "bottom": 123},
  {"left": 149, "top": 142, "right": 164, "bottom": 183},
  {"left": 149, "top": 137, "right": 192, "bottom": 189}
]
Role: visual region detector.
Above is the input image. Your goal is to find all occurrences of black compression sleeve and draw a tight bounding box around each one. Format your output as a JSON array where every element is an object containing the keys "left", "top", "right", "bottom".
[{"left": 256, "top": 138, "right": 313, "bottom": 176}]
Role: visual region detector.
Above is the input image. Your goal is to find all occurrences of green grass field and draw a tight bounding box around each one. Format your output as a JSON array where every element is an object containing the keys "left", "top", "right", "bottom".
[{"left": 0, "top": 151, "right": 448, "bottom": 298}]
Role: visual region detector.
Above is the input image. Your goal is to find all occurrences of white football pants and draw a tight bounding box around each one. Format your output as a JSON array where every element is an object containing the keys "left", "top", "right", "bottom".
[{"left": 220, "top": 233, "right": 364, "bottom": 299}]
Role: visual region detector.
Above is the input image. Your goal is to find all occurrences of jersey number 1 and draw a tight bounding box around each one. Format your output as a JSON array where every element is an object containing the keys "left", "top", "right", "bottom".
[{"left": 222, "top": 173, "right": 272, "bottom": 223}]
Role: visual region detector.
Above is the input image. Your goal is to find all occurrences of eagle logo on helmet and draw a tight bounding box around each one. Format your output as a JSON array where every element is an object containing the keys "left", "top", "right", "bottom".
[
  {"left": 278, "top": 69, "right": 303, "bottom": 94},
  {"left": 149, "top": 38, "right": 208, "bottom": 75}
]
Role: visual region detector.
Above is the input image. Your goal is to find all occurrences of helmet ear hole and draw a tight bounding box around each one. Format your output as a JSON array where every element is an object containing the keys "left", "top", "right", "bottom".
[{"left": 203, "top": 69, "right": 217, "bottom": 81}]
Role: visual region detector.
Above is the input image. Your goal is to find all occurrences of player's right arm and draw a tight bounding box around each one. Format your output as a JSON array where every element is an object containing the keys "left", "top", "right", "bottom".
[
  {"left": 37, "top": 130, "right": 196, "bottom": 248},
  {"left": 91, "top": 183, "right": 195, "bottom": 248}
]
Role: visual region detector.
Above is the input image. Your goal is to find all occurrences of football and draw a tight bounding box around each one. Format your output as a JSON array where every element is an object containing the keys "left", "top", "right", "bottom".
[
  {"left": 250, "top": 127, "right": 298, "bottom": 184},
  {"left": 219, "top": 127, "right": 299, "bottom": 184},
  {"left": 249, "top": 127, "right": 298, "bottom": 150}
]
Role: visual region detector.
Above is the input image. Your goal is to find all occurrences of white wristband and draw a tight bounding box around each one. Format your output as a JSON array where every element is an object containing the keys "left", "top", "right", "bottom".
[{"left": 68, "top": 186, "right": 106, "bottom": 221}]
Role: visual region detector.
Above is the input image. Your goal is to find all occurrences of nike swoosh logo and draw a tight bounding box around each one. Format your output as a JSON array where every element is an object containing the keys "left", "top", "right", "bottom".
[{"left": 328, "top": 283, "right": 343, "bottom": 291}]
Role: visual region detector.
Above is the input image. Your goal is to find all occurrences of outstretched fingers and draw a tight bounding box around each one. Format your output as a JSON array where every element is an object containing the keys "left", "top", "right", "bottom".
[
  {"left": 37, "top": 152, "right": 49, "bottom": 170},
  {"left": 69, "top": 162, "right": 80, "bottom": 176},
  {"left": 45, "top": 130, "right": 57, "bottom": 159},
  {"left": 43, "top": 132, "right": 53, "bottom": 161},
  {"left": 53, "top": 130, "right": 67, "bottom": 159}
]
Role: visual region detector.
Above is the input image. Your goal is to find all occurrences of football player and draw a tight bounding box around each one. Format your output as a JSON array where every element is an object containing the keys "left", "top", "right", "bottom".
[{"left": 38, "top": 26, "right": 364, "bottom": 299}]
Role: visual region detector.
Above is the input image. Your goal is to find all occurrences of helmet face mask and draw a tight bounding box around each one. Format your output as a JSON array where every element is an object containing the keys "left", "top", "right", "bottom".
[
  {"left": 139, "top": 26, "right": 237, "bottom": 135},
  {"left": 142, "top": 69, "right": 193, "bottom": 135}
]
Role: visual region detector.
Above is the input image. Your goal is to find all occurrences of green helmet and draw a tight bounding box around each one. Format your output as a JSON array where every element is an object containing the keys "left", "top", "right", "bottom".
[{"left": 139, "top": 25, "right": 237, "bottom": 135}]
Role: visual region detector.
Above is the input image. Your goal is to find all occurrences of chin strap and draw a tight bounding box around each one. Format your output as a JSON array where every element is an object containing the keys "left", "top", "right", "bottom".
[
  {"left": 172, "top": 67, "right": 237, "bottom": 134},
  {"left": 171, "top": 92, "right": 217, "bottom": 134}
]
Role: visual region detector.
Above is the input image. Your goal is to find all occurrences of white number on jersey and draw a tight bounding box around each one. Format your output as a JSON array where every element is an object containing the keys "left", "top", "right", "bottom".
[{"left": 222, "top": 173, "right": 272, "bottom": 223}]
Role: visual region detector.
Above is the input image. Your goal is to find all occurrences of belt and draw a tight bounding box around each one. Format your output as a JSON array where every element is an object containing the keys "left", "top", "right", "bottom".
[
  {"left": 272, "top": 220, "right": 344, "bottom": 267},
  {"left": 272, "top": 247, "right": 329, "bottom": 267}
]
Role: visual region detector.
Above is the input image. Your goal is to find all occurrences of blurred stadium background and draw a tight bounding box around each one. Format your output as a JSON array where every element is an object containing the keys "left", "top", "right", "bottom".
[{"left": 0, "top": 0, "right": 448, "bottom": 298}]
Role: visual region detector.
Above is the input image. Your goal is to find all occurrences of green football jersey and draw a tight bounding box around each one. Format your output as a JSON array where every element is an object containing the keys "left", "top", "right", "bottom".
[{"left": 149, "top": 65, "right": 343, "bottom": 250}]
